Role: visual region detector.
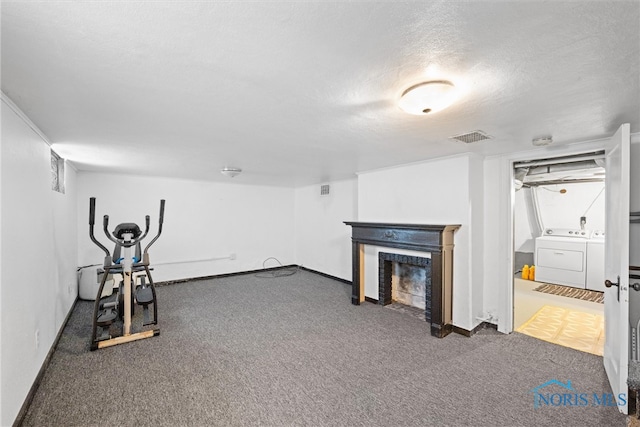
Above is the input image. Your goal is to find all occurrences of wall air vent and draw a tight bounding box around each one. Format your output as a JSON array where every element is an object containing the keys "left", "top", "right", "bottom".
[
  {"left": 320, "top": 184, "right": 330, "bottom": 196},
  {"left": 449, "top": 130, "right": 492, "bottom": 144}
]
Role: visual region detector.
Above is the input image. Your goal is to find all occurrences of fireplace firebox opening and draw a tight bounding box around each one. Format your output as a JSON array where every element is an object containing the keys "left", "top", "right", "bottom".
[
  {"left": 393, "top": 262, "right": 427, "bottom": 310},
  {"left": 379, "top": 252, "right": 431, "bottom": 322}
]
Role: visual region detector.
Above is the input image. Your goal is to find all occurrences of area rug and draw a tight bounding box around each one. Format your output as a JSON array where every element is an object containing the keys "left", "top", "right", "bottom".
[
  {"left": 516, "top": 305, "right": 604, "bottom": 356},
  {"left": 534, "top": 283, "right": 604, "bottom": 304}
]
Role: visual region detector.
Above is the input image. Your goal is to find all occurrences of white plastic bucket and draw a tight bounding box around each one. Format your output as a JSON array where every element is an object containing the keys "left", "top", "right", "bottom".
[{"left": 78, "top": 266, "right": 114, "bottom": 300}]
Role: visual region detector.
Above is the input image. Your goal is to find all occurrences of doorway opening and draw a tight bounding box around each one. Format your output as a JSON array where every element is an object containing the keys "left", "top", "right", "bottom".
[{"left": 512, "top": 151, "right": 606, "bottom": 355}]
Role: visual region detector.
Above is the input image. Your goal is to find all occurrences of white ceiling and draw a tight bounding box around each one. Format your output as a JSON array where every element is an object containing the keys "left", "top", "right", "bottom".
[{"left": 2, "top": 1, "right": 639, "bottom": 187}]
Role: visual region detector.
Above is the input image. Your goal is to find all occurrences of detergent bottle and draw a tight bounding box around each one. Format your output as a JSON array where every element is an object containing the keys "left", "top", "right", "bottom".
[
  {"left": 522, "top": 265, "right": 530, "bottom": 280},
  {"left": 529, "top": 265, "right": 535, "bottom": 281}
]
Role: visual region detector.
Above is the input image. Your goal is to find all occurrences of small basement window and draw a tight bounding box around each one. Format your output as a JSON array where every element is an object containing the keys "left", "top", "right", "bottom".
[{"left": 51, "top": 149, "right": 65, "bottom": 194}]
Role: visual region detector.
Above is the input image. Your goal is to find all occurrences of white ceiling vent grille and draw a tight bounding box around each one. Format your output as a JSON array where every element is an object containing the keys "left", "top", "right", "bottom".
[
  {"left": 320, "top": 184, "right": 330, "bottom": 196},
  {"left": 449, "top": 130, "right": 492, "bottom": 144}
]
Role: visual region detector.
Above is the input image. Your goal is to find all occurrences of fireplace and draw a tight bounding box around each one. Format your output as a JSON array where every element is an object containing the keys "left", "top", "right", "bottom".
[
  {"left": 344, "top": 222, "right": 460, "bottom": 338},
  {"left": 379, "top": 252, "right": 431, "bottom": 318}
]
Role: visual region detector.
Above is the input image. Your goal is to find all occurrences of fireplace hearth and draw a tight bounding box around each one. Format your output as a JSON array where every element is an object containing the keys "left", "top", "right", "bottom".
[{"left": 344, "top": 222, "right": 460, "bottom": 338}]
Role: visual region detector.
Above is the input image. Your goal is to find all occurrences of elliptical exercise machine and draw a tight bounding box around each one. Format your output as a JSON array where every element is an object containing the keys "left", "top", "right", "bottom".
[{"left": 88, "top": 197, "right": 165, "bottom": 350}]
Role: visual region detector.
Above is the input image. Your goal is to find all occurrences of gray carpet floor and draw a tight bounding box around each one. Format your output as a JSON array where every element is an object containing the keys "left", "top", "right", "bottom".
[{"left": 21, "top": 270, "right": 626, "bottom": 426}]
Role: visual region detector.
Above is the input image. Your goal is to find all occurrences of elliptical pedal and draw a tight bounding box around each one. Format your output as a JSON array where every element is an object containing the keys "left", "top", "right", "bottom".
[
  {"left": 95, "top": 307, "right": 117, "bottom": 341},
  {"left": 96, "top": 307, "right": 117, "bottom": 326},
  {"left": 96, "top": 294, "right": 118, "bottom": 327},
  {"left": 135, "top": 276, "right": 155, "bottom": 325},
  {"left": 135, "top": 277, "right": 153, "bottom": 305}
]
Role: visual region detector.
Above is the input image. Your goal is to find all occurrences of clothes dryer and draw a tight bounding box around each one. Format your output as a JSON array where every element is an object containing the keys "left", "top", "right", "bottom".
[{"left": 534, "top": 228, "right": 589, "bottom": 288}]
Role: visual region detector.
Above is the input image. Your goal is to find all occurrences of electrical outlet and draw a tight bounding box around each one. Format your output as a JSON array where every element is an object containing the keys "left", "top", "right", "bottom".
[
  {"left": 35, "top": 329, "right": 40, "bottom": 349},
  {"left": 229, "top": 253, "right": 236, "bottom": 260}
]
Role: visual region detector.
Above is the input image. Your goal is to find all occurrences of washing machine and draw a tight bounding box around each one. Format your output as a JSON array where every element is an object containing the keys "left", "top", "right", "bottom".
[
  {"left": 534, "top": 228, "right": 589, "bottom": 288},
  {"left": 586, "top": 230, "right": 605, "bottom": 292}
]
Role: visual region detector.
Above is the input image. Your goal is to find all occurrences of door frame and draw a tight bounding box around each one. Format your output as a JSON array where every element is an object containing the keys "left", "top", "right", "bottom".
[{"left": 500, "top": 137, "right": 613, "bottom": 334}]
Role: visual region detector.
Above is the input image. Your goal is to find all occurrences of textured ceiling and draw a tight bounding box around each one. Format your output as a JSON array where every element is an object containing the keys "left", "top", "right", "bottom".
[{"left": 2, "top": 1, "right": 639, "bottom": 187}]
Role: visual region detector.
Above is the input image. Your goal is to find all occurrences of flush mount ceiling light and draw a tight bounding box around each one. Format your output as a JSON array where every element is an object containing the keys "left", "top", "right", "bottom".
[
  {"left": 220, "top": 167, "right": 242, "bottom": 178},
  {"left": 532, "top": 136, "right": 553, "bottom": 147},
  {"left": 398, "top": 80, "right": 457, "bottom": 115}
]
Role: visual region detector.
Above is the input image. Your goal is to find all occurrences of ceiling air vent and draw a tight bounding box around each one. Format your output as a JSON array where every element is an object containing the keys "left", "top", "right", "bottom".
[
  {"left": 320, "top": 184, "right": 330, "bottom": 196},
  {"left": 449, "top": 130, "right": 492, "bottom": 144}
]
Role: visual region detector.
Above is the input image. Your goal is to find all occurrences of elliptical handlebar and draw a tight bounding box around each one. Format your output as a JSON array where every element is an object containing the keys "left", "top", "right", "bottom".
[
  {"left": 89, "top": 197, "right": 96, "bottom": 226},
  {"left": 103, "top": 215, "right": 116, "bottom": 245},
  {"left": 89, "top": 197, "right": 110, "bottom": 258},
  {"left": 139, "top": 215, "right": 151, "bottom": 242},
  {"left": 159, "top": 199, "right": 165, "bottom": 223},
  {"left": 144, "top": 199, "right": 165, "bottom": 254},
  {"left": 89, "top": 198, "right": 166, "bottom": 261}
]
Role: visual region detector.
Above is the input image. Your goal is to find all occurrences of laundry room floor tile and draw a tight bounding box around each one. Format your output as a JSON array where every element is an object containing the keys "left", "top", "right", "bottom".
[{"left": 516, "top": 305, "right": 604, "bottom": 356}]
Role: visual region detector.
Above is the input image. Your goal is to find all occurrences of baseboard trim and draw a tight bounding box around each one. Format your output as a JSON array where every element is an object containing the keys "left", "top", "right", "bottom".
[
  {"left": 453, "top": 322, "right": 498, "bottom": 337},
  {"left": 364, "top": 296, "right": 379, "bottom": 304},
  {"left": 154, "top": 265, "right": 300, "bottom": 286},
  {"left": 299, "top": 266, "right": 351, "bottom": 285},
  {"left": 13, "top": 297, "right": 78, "bottom": 427}
]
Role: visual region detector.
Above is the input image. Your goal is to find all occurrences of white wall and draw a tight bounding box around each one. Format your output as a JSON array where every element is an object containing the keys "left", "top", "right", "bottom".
[
  {"left": 293, "top": 179, "right": 357, "bottom": 280},
  {"left": 538, "top": 182, "right": 605, "bottom": 230},
  {"left": 514, "top": 182, "right": 606, "bottom": 253},
  {"left": 513, "top": 188, "right": 534, "bottom": 252},
  {"left": 1, "top": 99, "right": 78, "bottom": 426},
  {"left": 482, "top": 156, "right": 509, "bottom": 326},
  {"left": 468, "top": 154, "right": 485, "bottom": 325},
  {"left": 357, "top": 154, "right": 484, "bottom": 330},
  {"left": 77, "top": 172, "right": 295, "bottom": 282}
]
